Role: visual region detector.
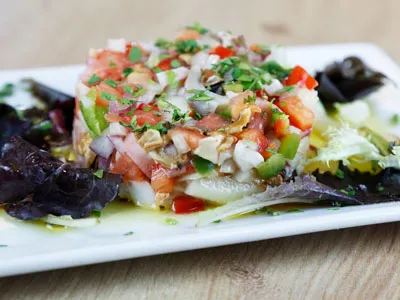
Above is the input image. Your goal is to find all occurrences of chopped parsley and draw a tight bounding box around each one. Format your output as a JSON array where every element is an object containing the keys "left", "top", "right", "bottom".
[
  {"left": 268, "top": 210, "right": 280, "bottom": 216},
  {"left": 341, "top": 185, "right": 356, "bottom": 197},
  {"left": 104, "top": 78, "right": 117, "bottom": 88},
  {"left": 126, "top": 107, "right": 137, "bottom": 116},
  {"left": 193, "top": 112, "right": 202, "bottom": 120},
  {"left": 391, "top": 114, "right": 399, "bottom": 125},
  {"left": 88, "top": 74, "right": 101, "bottom": 85},
  {"left": 187, "top": 89, "right": 213, "bottom": 101},
  {"left": 170, "top": 59, "right": 181, "bottom": 68},
  {"left": 155, "top": 38, "right": 174, "bottom": 49},
  {"left": 142, "top": 106, "right": 152, "bottom": 112},
  {"left": 130, "top": 116, "right": 169, "bottom": 134},
  {"left": 213, "top": 220, "right": 221, "bottom": 223},
  {"left": 172, "top": 108, "right": 191, "bottom": 123},
  {"left": 100, "top": 91, "right": 118, "bottom": 101},
  {"left": 335, "top": 169, "right": 345, "bottom": 179},
  {"left": 92, "top": 210, "right": 102, "bottom": 217},
  {"left": 276, "top": 85, "right": 295, "bottom": 94},
  {"left": 243, "top": 94, "right": 256, "bottom": 103},
  {"left": 124, "top": 231, "right": 134, "bottom": 236},
  {"left": 187, "top": 22, "right": 209, "bottom": 34},
  {"left": 0, "top": 83, "right": 14, "bottom": 97},
  {"left": 260, "top": 60, "right": 293, "bottom": 80},
  {"left": 93, "top": 169, "right": 104, "bottom": 178},
  {"left": 122, "top": 67, "right": 133, "bottom": 77},
  {"left": 129, "top": 46, "right": 142, "bottom": 63},
  {"left": 165, "top": 217, "right": 179, "bottom": 225},
  {"left": 286, "top": 209, "right": 304, "bottom": 213},
  {"left": 213, "top": 57, "right": 239, "bottom": 76},
  {"left": 175, "top": 39, "right": 200, "bottom": 54},
  {"left": 166, "top": 71, "right": 178, "bottom": 88},
  {"left": 120, "top": 98, "right": 137, "bottom": 105},
  {"left": 123, "top": 85, "right": 135, "bottom": 95}
]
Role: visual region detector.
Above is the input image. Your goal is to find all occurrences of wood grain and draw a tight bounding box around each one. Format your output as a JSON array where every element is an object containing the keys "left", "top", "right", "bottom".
[{"left": 1, "top": 0, "right": 400, "bottom": 299}]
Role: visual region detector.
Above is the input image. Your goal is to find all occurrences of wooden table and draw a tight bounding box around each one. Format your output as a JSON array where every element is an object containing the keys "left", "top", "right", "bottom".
[{"left": 1, "top": 0, "right": 400, "bottom": 299}]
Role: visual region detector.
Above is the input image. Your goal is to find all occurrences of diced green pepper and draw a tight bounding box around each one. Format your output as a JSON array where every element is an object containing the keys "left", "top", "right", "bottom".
[
  {"left": 80, "top": 88, "right": 109, "bottom": 136},
  {"left": 216, "top": 104, "right": 232, "bottom": 120},
  {"left": 256, "top": 154, "right": 286, "bottom": 179},
  {"left": 192, "top": 155, "right": 216, "bottom": 175},
  {"left": 278, "top": 133, "right": 301, "bottom": 160},
  {"left": 223, "top": 82, "right": 243, "bottom": 93}
]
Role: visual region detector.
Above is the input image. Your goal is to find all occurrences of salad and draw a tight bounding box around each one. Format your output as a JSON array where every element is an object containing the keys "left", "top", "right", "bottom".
[{"left": 1, "top": 24, "right": 400, "bottom": 227}]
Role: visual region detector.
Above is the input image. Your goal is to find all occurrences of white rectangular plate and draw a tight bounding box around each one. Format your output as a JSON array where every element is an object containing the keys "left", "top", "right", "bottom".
[{"left": 1, "top": 43, "right": 400, "bottom": 277}]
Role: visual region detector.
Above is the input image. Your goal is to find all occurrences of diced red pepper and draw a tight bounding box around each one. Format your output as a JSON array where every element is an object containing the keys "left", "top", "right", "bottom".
[
  {"left": 209, "top": 46, "right": 234, "bottom": 59},
  {"left": 173, "top": 195, "right": 205, "bottom": 214},
  {"left": 275, "top": 96, "right": 315, "bottom": 131},
  {"left": 285, "top": 65, "right": 318, "bottom": 90},
  {"left": 157, "top": 56, "right": 180, "bottom": 71}
]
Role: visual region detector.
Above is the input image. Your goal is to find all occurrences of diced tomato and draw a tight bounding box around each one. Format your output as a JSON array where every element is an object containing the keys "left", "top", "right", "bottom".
[
  {"left": 157, "top": 56, "right": 175, "bottom": 71},
  {"left": 176, "top": 29, "right": 200, "bottom": 41},
  {"left": 173, "top": 195, "right": 205, "bottom": 214},
  {"left": 167, "top": 128, "right": 205, "bottom": 149},
  {"left": 134, "top": 106, "right": 162, "bottom": 126},
  {"left": 110, "top": 153, "right": 147, "bottom": 182},
  {"left": 261, "top": 141, "right": 277, "bottom": 160},
  {"left": 96, "top": 82, "right": 123, "bottom": 107},
  {"left": 285, "top": 65, "right": 318, "bottom": 90},
  {"left": 273, "top": 118, "right": 290, "bottom": 139},
  {"left": 276, "top": 96, "right": 315, "bottom": 131},
  {"left": 256, "top": 89, "right": 267, "bottom": 98},
  {"left": 248, "top": 112, "right": 268, "bottom": 132},
  {"left": 151, "top": 163, "right": 175, "bottom": 193},
  {"left": 197, "top": 113, "right": 229, "bottom": 131},
  {"left": 238, "top": 129, "right": 270, "bottom": 153},
  {"left": 209, "top": 46, "right": 234, "bottom": 59}
]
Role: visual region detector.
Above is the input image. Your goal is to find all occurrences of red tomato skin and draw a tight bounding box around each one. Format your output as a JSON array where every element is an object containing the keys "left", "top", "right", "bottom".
[
  {"left": 197, "top": 113, "right": 229, "bottom": 131},
  {"left": 273, "top": 118, "right": 290, "bottom": 139},
  {"left": 209, "top": 46, "right": 234, "bottom": 59},
  {"left": 238, "top": 129, "right": 270, "bottom": 153},
  {"left": 285, "top": 66, "right": 318, "bottom": 89},
  {"left": 275, "top": 96, "right": 315, "bottom": 131},
  {"left": 110, "top": 153, "right": 147, "bottom": 182},
  {"left": 173, "top": 195, "right": 205, "bottom": 214}
]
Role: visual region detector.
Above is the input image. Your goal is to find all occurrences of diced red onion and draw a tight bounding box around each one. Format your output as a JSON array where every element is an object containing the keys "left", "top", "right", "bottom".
[
  {"left": 49, "top": 109, "right": 68, "bottom": 134},
  {"left": 166, "top": 165, "right": 187, "bottom": 178},
  {"left": 98, "top": 156, "right": 111, "bottom": 171},
  {"left": 108, "top": 136, "right": 125, "bottom": 154},
  {"left": 90, "top": 135, "right": 115, "bottom": 158},
  {"left": 124, "top": 133, "right": 153, "bottom": 178},
  {"left": 109, "top": 101, "right": 118, "bottom": 114}
]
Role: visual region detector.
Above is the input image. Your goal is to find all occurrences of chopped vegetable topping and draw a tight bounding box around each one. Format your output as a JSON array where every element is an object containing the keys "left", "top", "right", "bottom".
[
  {"left": 100, "top": 91, "right": 118, "bottom": 102},
  {"left": 165, "top": 217, "right": 179, "bottom": 225},
  {"left": 129, "top": 46, "right": 142, "bottom": 63},
  {"left": 88, "top": 74, "right": 101, "bottom": 85},
  {"left": 94, "top": 169, "right": 104, "bottom": 178},
  {"left": 187, "top": 89, "right": 213, "bottom": 101}
]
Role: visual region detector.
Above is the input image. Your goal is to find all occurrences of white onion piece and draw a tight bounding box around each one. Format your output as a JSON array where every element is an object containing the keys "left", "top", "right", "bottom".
[
  {"left": 157, "top": 67, "right": 189, "bottom": 89},
  {"left": 184, "top": 66, "right": 205, "bottom": 90},
  {"left": 42, "top": 215, "right": 98, "bottom": 228},
  {"left": 90, "top": 135, "right": 115, "bottom": 158},
  {"left": 172, "top": 134, "right": 190, "bottom": 154},
  {"left": 103, "top": 123, "right": 128, "bottom": 136},
  {"left": 191, "top": 51, "right": 209, "bottom": 68},
  {"left": 124, "top": 133, "right": 153, "bottom": 178},
  {"left": 108, "top": 136, "right": 125, "bottom": 154},
  {"left": 137, "top": 90, "right": 156, "bottom": 104},
  {"left": 107, "top": 39, "right": 126, "bottom": 52},
  {"left": 233, "top": 140, "right": 264, "bottom": 172},
  {"left": 125, "top": 181, "right": 155, "bottom": 208},
  {"left": 263, "top": 79, "right": 283, "bottom": 95}
]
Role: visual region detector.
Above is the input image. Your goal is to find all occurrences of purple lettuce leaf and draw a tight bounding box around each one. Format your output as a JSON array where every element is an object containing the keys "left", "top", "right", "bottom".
[{"left": 0, "top": 137, "right": 122, "bottom": 220}]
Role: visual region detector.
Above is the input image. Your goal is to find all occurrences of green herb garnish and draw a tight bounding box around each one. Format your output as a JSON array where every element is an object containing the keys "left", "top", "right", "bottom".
[
  {"left": 93, "top": 169, "right": 104, "bottom": 178},
  {"left": 142, "top": 106, "right": 152, "bottom": 112},
  {"left": 187, "top": 22, "right": 209, "bottom": 34},
  {"left": 92, "top": 210, "right": 102, "bottom": 217},
  {"left": 0, "top": 83, "right": 14, "bottom": 97},
  {"left": 155, "top": 38, "right": 174, "bottom": 49},
  {"left": 276, "top": 85, "right": 296, "bottom": 94},
  {"left": 391, "top": 114, "right": 399, "bottom": 125},
  {"left": 170, "top": 59, "right": 181, "bottom": 68},
  {"left": 104, "top": 79, "right": 117, "bottom": 88},
  {"left": 243, "top": 94, "right": 256, "bottom": 103},
  {"left": 100, "top": 91, "right": 118, "bottom": 101},
  {"left": 120, "top": 98, "right": 137, "bottom": 105},
  {"left": 172, "top": 108, "right": 191, "bottom": 123},
  {"left": 335, "top": 169, "right": 345, "bottom": 179},
  {"left": 187, "top": 89, "right": 213, "bottom": 101},
  {"left": 88, "top": 74, "right": 101, "bottom": 85},
  {"left": 213, "top": 220, "right": 221, "bottom": 223},
  {"left": 165, "top": 217, "right": 179, "bottom": 225},
  {"left": 129, "top": 46, "right": 142, "bottom": 63},
  {"left": 286, "top": 209, "right": 304, "bottom": 213},
  {"left": 268, "top": 210, "right": 280, "bottom": 216},
  {"left": 175, "top": 39, "right": 200, "bottom": 54},
  {"left": 122, "top": 67, "right": 133, "bottom": 77},
  {"left": 123, "top": 85, "right": 135, "bottom": 95},
  {"left": 124, "top": 231, "right": 134, "bottom": 236}
]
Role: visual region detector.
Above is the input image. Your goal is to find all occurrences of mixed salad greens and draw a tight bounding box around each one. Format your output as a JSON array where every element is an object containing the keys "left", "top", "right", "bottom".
[{"left": 1, "top": 24, "right": 400, "bottom": 227}]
